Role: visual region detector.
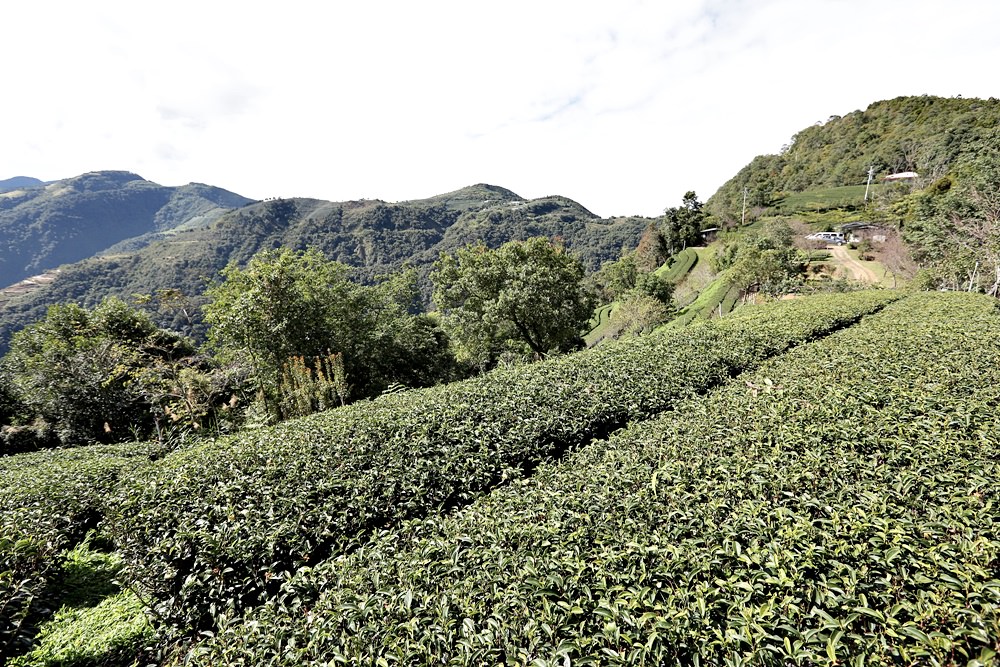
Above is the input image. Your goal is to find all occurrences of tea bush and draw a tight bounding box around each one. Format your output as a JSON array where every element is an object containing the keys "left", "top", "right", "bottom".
[
  {"left": 0, "top": 442, "right": 155, "bottom": 657},
  {"left": 185, "top": 293, "right": 1000, "bottom": 665},
  {"left": 659, "top": 248, "right": 698, "bottom": 283},
  {"left": 107, "top": 291, "right": 898, "bottom": 633}
]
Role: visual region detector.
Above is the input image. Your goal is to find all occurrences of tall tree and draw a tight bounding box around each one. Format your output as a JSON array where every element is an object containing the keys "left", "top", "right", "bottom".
[
  {"left": 662, "top": 191, "right": 705, "bottom": 256},
  {"left": 718, "top": 221, "right": 805, "bottom": 299},
  {"left": 592, "top": 253, "right": 639, "bottom": 301},
  {"left": 204, "top": 248, "right": 366, "bottom": 407},
  {"left": 204, "top": 248, "right": 454, "bottom": 420},
  {"left": 2, "top": 298, "right": 195, "bottom": 445},
  {"left": 633, "top": 223, "right": 670, "bottom": 272},
  {"left": 903, "top": 129, "right": 1000, "bottom": 294},
  {"left": 431, "top": 237, "right": 595, "bottom": 368}
]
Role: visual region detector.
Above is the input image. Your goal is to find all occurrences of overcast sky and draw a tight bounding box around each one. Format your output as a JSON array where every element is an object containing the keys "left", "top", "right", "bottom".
[{"left": 3, "top": 0, "right": 998, "bottom": 217}]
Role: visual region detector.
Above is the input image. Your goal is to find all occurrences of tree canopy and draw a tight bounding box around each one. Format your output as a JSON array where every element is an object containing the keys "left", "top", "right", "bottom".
[
  {"left": 203, "top": 248, "right": 454, "bottom": 420},
  {"left": 661, "top": 191, "right": 705, "bottom": 256},
  {"left": 715, "top": 221, "right": 805, "bottom": 298},
  {"left": 431, "top": 237, "right": 595, "bottom": 368},
  {"left": 901, "top": 128, "right": 1000, "bottom": 294},
  {"left": 707, "top": 96, "right": 1000, "bottom": 221},
  {"left": 2, "top": 297, "right": 197, "bottom": 446}
]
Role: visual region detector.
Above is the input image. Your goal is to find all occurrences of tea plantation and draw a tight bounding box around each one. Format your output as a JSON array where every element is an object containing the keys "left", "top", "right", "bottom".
[{"left": 4, "top": 291, "right": 1000, "bottom": 665}]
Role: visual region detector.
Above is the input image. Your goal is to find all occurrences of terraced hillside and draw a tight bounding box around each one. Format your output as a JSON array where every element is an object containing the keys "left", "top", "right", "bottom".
[{"left": 4, "top": 291, "right": 999, "bottom": 665}]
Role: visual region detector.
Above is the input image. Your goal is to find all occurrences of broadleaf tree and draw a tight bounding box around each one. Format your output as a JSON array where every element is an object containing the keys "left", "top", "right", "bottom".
[
  {"left": 204, "top": 248, "right": 454, "bottom": 420},
  {"left": 717, "top": 220, "right": 806, "bottom": 299},
  {"left": 204, "top": 248, "right": 365, "bottom": 403},
  {"left": 431, "top": 237, "right": 596, "bottom": 369},
  {"left": 661, "top": 191, "right": 705, "bottom": 256},
  {"left": 903, "top": 128, "right": 1000, "bottom": 294},
  {"left": 2, "top": 297, "right": 197, "bottom": 445}
]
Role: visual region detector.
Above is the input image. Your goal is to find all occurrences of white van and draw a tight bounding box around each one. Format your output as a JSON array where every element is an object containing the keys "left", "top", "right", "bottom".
[{"left": 805, "top": 231, "right": 845, "bottom": 245}]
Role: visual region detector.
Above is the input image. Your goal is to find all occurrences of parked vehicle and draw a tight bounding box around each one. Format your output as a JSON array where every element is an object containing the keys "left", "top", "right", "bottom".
[{"left": 805, "top": 231, "right": 845, "bottom": 245}]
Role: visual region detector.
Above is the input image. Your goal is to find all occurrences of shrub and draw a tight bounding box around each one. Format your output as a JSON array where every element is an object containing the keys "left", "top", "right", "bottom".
[
  {"left": 186, "top": 293, "right": 1000, "bottom": 666},
  {"left": 105, "top": 292, "right": 899, "bottom": 634}
]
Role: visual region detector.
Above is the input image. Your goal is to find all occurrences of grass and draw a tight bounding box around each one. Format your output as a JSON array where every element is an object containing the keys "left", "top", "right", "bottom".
[
  {"left": 773, "top": 185, "right": 880, "bottom": 213},
  {"left": 8, "top": 541, "right": 152, "bottom": 667},
  {"left": 670, "top": 247, "right": 720, "bottom": 310},
  {"left": 854, "top": 250, "right": 900, "bottom": 288},
  {"left": 55, "top": 542, "right": 123, "bottom": 608},
  {"left": 583, "top": 302, "right": 617, "bottom": 347},
  {"left": 808, "top": 246, "right": 895, "bottom": 287},
  {"left": 10, "top": 592, "right": 151, "bottom": 667},
  {"left": 804, "top": 248, "right": 832, "bottom": 259}
]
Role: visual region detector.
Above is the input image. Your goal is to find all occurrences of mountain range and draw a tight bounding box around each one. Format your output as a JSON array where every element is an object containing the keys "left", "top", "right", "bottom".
[
  {"left": 4, "top": 94, "right": 999, "bottom": 350},
  {"left": 0, "top": 177, "right": 651, "bottom": 347},
  {"left": 0, "top": 171, "right": 253, "bottom": 288}
]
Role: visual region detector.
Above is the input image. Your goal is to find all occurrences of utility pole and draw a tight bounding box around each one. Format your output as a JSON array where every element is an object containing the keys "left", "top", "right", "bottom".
[
  {"left": 741, "top": 187, "right": 748, "bottom": 226},
  {"left": 863, "top": 165, "right": 875, "bottom": 203}
]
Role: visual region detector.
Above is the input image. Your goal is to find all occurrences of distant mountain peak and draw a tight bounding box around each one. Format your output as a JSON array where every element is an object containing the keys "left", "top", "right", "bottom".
[
  {"left": 0, "top": 171, "right": 253, "bottom": 295},
  {"left": 403, "top": 184, "right": 525, "bottom": 212},
  {"left": 464, "top": 183, "right": 524, "bottom": 200},
  {"left": 0, "top": 176, "right": 45, "bottom": 193},
  {"left": 63, "top": 171, "right": 151, "bottom": 193}
]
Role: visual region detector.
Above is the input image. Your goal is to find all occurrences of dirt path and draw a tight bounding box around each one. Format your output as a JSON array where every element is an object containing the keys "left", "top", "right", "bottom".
[{"left": 828, "top": 245, "right": 879, "bottom": 283}]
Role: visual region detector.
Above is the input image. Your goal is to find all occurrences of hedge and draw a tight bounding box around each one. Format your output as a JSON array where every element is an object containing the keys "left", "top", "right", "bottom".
[
  {"left": 0, "top": 442, "right": 155, "bottom": 658},
  {"left": 186, "top": 292, "right": 1000, "bottom": 666},
  {"left": 106, "top": 291, "right": 899, "bottom": 633},
  {"left": 658, "top": 247, "right": 699, "bottom": 283}
]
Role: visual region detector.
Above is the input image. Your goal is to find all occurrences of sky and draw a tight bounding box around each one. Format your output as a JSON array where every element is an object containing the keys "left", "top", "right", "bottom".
[{"left": 3, "top": 0, "right": 999, "bottom": 218}]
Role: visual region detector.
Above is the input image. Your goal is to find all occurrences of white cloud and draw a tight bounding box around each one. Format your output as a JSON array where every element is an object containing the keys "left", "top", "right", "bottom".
[{"left": 2, "top": 0, "right": 998, "bottom": 216}]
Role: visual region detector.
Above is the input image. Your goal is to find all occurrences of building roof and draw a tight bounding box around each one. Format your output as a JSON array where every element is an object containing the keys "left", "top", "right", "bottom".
[
  {"left": 840, "top": 222, "right": 889, "bottom": 231},
  {"left": 884, "top": 171, "right": 919, "bottom": 181}
]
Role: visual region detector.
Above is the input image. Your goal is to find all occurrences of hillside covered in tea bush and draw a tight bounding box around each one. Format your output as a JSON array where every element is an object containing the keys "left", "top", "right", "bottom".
[{"left": 4, "top": 290, "right": 1000, "bottom": 665}]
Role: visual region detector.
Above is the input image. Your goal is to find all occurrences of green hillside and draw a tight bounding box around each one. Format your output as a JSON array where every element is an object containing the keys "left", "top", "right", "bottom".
[
  {"left": 708, "top": 95, "right": 1000, "bottom": 220},
  {"left": 705, "top": 95, "right": 1000, "bottom": 299},
  {"left": 5, "top": 291, "right": 1000, "bottom": 665},
  {"left": 0, "top": 171, "right": 253, "bottom": 290},
  {"left": 0, "top": 188, "right": 649, "bottom": 348},
  {"left": 400, "top": 183, "right": 524, "bottom": 212}
]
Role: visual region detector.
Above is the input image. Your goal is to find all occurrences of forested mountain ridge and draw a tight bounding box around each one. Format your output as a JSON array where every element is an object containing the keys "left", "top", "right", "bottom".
[
  {"left": 0, "top": 182, "right": 649, "bottom": 347},
  {"left": 7, "top": 95, "right": 1000, "bottom": 349},
  {"left": 708, "top": 95, "right": 1000, "bottom": 219},
  {"left": 0, "top": 171, "right": 254, "bottom": 289}
]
